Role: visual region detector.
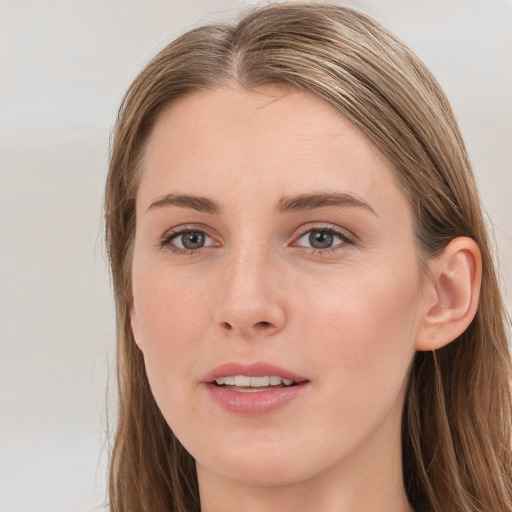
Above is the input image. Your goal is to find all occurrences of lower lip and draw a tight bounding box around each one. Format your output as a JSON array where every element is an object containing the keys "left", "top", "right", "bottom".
[{"left": 205, "top": 383, "right": 308, "bottom": 415}]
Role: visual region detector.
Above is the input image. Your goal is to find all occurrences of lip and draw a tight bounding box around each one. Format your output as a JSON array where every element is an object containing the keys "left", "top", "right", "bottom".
[
  {"left": 202, "top": 362, "right": 310, "bottom": 415},
  {"left": 202, "top": 361, "right": 307, "bottom": 383}
]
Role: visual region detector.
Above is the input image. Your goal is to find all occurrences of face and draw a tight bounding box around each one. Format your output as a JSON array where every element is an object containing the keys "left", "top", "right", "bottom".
[{"left": 131, "top": 85, "right": 429, "bottom": 490}]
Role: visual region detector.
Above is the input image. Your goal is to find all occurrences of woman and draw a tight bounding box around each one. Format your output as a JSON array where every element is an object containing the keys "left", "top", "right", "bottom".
[{"left": 104, "top": 3, "right": 512, "bottom": 511}]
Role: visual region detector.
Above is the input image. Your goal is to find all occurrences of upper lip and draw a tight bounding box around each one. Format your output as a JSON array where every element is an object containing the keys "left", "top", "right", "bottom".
[{"left": 202, "top": 362, "right": 308, "bottom": 384}]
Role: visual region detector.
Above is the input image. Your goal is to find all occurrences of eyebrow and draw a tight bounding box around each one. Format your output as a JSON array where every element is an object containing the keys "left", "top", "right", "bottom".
[
  {"left": 148, "top": 194, "right": 221, "bottom": 214},
  {"left": 275, "top": 192, "right": 377, "bottom": 216},
  {"left": 147, "top": 191, "right": 377, "bottom": 217}
]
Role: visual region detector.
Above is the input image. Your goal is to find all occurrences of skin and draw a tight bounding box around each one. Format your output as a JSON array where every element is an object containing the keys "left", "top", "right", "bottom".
[{"left": 130, "top": 85, "right": 479, "bottom": 512}]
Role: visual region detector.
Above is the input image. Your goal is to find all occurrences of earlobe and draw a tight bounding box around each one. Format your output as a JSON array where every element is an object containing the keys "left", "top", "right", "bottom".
[
  {"left": 130, "top": 304, "right": 144, "bottom": 352},
  {"left": 415, "top": 237, "right": 482, "bottom": 351}
]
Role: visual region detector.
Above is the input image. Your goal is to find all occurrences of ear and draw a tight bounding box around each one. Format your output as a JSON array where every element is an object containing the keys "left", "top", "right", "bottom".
[
  {"left": 130, "top": 303, "right": 144, "bottom": 352},
  {"left": 415, "top": 237, "right": 482, "bottom": 351}
]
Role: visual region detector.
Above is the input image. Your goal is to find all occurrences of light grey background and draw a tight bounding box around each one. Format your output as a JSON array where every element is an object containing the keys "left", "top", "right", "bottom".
[{"left": 1, "top": 1, "right": 510, "bottom": 511}]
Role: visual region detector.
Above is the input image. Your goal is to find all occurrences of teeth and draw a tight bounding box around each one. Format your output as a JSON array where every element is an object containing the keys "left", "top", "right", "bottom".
[
  {"left": 218, "top": 376, "right": 235, "bottom": 386},
  {"left": 250, "top": 376, "right": 269, "bottom": 387},
  {"left": 269, "top": 376, "right": 281, "bottom": 385},
  {"left": 234, "top": 375, "right": 251, "bottom": 387},
  {"left": 215, "top": 375, "right": 295, "bottom": 387}
]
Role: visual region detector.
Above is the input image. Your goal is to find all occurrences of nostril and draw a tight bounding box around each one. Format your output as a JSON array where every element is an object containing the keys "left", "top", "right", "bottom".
[
  {"left": 217, "top": 318, "right": 281, "bottom": 335},
  {"left": 255, "top": 321, "right": 272, "bottom": 329}
]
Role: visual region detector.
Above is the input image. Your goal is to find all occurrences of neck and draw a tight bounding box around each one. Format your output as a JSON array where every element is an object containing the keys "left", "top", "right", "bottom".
[
  {"left": 199, "top": 470, "right": 412, "bottom": 512},
  {"left": 197, "top": 421, "right": 412, "bottom": 512}
]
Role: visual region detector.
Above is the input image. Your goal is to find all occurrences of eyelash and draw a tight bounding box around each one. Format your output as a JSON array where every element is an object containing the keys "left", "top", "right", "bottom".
[
  {"left": 159, "top": 227, "right": 214, "bottom": 255},
  {"left": 159, "top": 225, "right": 356, "bottom": 256},
  {"left": 294, "top": 225, "right": 356, "bottom": 254}
]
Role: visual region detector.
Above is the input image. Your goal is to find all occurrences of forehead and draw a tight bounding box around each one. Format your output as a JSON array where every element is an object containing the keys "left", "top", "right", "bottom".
[{"left": 138, "top": 85, "right": 409, "bottom": 221}]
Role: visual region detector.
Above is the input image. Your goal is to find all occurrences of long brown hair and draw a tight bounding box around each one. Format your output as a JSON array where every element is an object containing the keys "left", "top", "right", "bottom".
[{"left": 105, "top": 3, "right": 512, "bottom": 511}]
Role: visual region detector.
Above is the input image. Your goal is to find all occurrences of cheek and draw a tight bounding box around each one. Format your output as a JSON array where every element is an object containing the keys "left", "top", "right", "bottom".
[
  {"left": 296, "top": 260, "right": 421, "bottom": 403},
  {"left": 133, "top": 253, "right": 212, "bottom": 338},
  {"left": 135, "top": 282, "right": 198, "bottom": 349},
  {"left": 286, "top": 265, "right": 421, "bottom": 464},
  {"left": 131, "top": 265, "right": 211, "bottom": 403}
]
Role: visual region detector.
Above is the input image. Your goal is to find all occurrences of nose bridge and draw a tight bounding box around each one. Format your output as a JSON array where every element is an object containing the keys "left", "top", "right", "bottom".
[{"left": 215, "top": 237, "right": 285, "bottom": 337}]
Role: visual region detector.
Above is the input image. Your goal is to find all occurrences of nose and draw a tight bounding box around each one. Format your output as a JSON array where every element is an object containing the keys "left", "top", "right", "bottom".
[{"left": 214, "top": 244, "right": 286, "bottom": 339}]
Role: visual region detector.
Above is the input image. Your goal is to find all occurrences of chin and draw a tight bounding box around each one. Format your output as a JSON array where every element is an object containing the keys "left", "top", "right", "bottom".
[
  {"left": 200, "top": 456, "right": 314, "bottom": 489},
  {"left": 193, "top": 432, "right": 337, "bottom": 489}
]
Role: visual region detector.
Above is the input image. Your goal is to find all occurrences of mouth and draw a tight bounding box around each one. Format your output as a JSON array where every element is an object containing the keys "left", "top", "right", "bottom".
[
  {"left": 213, "top": 375, "right": 299, "bottom": 393},
  {"left": 203, "top": 362, "right": 309, "bottom": 414}
]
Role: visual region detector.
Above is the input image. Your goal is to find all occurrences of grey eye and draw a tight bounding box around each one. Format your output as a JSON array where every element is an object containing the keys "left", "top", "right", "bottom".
[
  {"left": 308, "top": 230, "right": 334, "bottom": 249},
  {"left": 174, "top": 231, "right": 206, "bottom": 250},
  {"left": 295, "top": 227, "right": 351, "bottom": 252}
]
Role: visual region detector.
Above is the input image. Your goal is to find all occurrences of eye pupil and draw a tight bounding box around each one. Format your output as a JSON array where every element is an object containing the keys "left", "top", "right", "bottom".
[
  {"left": 309, "top": 230, "right": 333, "bottom": 249},
  {"left": 182, "top": 231, "right": 205, "bottom": 249}
]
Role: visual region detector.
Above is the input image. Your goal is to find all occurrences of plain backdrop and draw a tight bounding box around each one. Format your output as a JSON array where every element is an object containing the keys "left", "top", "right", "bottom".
[{"left": 1, "top": 1, "right": 510, "bottom": 511}]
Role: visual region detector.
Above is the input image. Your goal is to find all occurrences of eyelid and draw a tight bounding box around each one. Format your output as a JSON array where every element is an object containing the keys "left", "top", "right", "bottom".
[
  {"left": 156, "top": 222, "right": 356, "bottom": 255},
  {"left": 158, "top": 224, "right": 220, "bottom": 253},
  {"left": 292, "top": 223, "right": 356, "bottom": 251}
]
